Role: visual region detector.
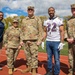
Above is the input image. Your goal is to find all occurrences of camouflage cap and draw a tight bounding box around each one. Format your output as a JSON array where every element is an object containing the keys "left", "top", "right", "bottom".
[
  {"left": 71, "top": 4, "right": 75, "bottom": 8},
  {"left": 27, "top": 6, "right": 34, "bottom": 10},
  {"left": 13, "top": 19, "right": 18, "bottom": 23}
]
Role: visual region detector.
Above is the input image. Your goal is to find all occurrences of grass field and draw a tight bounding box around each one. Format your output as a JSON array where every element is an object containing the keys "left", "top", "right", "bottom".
[
  {"left": 21, "top": 42, "right": 68, "bottom": 56},
  {"left": 38, "top": 42, "right": 68, "bottom": 56}
]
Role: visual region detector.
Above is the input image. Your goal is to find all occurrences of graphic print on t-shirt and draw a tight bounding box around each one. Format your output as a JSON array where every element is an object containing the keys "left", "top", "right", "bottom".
[{"left": 47, "top": 22, "right": 57, "bottom": 34}]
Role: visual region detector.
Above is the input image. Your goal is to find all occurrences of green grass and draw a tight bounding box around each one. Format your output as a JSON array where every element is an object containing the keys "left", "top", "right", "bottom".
[
  {"left": 38, "top": 42, "right": 68, "bottom": 56},
  {"left": 60, "top": 42, "right": 68, "bottom": 56},
  {"left": 21, "top": 42, "right": 68, "bottom": 56}
]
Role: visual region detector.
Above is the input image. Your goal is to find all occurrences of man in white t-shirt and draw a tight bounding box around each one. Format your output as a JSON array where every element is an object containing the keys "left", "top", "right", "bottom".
[{"left": 43, "top": 7, "right": 64, "bottom": 75}]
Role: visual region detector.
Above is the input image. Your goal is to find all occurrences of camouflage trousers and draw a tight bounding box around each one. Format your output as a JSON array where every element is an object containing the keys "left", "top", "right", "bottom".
[
  {"left": 68, "top": 43, "right": 75, "bottom": 73},
  {"left": 6, "top": 48, "right": 19, "bottom": 69},
  {"left": 23, "top": 40, "right": 38, "bottom": 68}
]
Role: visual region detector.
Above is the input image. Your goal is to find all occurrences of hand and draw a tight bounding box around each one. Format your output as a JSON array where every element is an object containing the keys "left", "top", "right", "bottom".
[
  {"left": 20, "top": 41, "right": 24, "bottom": 46},
  {"left": 41, "top": 42, "right": 44, "bottom": 50},
  {"left": 36, "top": 41, "right": 41, "bottom": 46},
  {"left": 67, "top": 38, "right": 74, "bottom": 43},
  {"left": 4, "top": 44, "right": 7, "bottom": 50},
  {"left": 18, "top": 45, "right": 21, "bottom": 50},
  {"left": 58, "top": 43, "right": 65, "bottom": 50}
]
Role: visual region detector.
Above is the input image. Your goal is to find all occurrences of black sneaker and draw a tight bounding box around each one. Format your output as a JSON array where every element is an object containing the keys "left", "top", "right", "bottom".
[{"left": 45, "top": 71, "right": 52, "bottom": 75}]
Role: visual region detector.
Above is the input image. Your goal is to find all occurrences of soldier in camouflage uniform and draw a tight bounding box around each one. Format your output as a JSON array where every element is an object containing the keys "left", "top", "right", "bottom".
[
  {"left": 3, "top": 19, "right": 22, "bottom": 75},
  {"left": 20, "top": 6, "right": 43, "bottom": 75},
  {"left": 65, "top": 4, "right": 75, "bottom": 75}
]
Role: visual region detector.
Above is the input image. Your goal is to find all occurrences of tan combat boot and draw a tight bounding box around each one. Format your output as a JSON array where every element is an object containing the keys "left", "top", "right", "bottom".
[
  {"left": 12, "top": 68, "right": 17, "bottom": 72},
  {"left": 8, "top": 69, "right": 13, "bottom": 75},
  {"left": 21, "top": 66, "right": 31, "bottom": 73},
  {"left": 32, "top": 68, "right": 36, "bottom": 75},
  {"left": 67, "top": 72, "right": 73, "bottom": 75}
]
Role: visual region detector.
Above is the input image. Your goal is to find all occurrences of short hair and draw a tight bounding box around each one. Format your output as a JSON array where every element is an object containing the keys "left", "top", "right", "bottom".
[
  {"left": 48, "top": 7, "right": 55, "bottom": 12},
  {"left": 0, "top": 11, "right": 4, "bottom": 15},
  {"left": 0, "top": 11, "right": 3, "bottom": 14}
]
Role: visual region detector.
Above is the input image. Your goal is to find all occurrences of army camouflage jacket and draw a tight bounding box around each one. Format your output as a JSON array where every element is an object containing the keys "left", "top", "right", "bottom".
[
  {"left": 3, "top": 26, "right": 21, "bottom": 48},
  {"left": 66, "top": 17, "right": 75, "bottom": 39},
  {"left": 21, "top": 16, "right": 43, "bottom": 42}
]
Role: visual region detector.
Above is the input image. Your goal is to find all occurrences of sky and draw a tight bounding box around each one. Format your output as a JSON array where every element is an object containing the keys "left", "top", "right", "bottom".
[{"left": 0, "top": 0, "right": 75, "bottom": 18}]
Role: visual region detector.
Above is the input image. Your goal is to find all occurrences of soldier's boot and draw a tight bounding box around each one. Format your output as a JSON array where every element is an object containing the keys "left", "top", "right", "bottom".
[
  {"left": 8, "top": 69, "right": 13, "bottom": 75},
  {"left": 12, "top": 68, "right": 17, "bottom": 72},
  {"left": 21, "top": 66, "right": 31, "bottom": 73},
  {"left": 32, "top": 68, "right": 36, "bottom": 75},
  {"left": 67, "top": 73, "right": 72, "bottom": 75},
  {"left": 67, "top": 72, "right": 73, "bottom": 75}
]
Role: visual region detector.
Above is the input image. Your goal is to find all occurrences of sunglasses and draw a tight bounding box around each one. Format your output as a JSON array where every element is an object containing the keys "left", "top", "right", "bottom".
[
  {"left": 13, "top": 22, "right": 18, "bottom": 24},
  {"left": 28, "top": 9, "right": 34, "bottom": 11}
]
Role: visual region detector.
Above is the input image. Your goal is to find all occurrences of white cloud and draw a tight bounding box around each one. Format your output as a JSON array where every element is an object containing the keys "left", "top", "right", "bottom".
[
  {"left": 5, "top": 13, "right": 18, "bottom": 17},
  {"left": 0, "top": 0, "right": 75, "bottom": 17},
  {"left": 56, "top": 9, "right": 72, "bottom": 17}
]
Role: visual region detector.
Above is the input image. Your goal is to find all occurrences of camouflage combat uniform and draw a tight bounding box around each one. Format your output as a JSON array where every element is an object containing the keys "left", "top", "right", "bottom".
[
  {"left": 21, "top": 16, "right": 43, "bottom": 68},
  {"left": 65, "top": 4, "right": 75, "bottom": 74},
  {"left": 3, "top": 26, "right": 21, "bottom": 69},
  {"left": 66, "top": 17, "right": 75, "bottom": 74}
]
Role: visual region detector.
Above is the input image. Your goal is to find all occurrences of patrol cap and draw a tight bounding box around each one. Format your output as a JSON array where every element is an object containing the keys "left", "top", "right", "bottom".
[
  {"left": 71, "top": 4, "right": 75, "bottom": 8},
  {"left": 13, "top": 19, "right": 18, "bottom": 23},
  {"left": 27, "top": 6, "right": 34, "bottom": 10}
]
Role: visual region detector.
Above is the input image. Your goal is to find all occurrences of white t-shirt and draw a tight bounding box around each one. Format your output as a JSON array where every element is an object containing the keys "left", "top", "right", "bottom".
[{"left": 44, "top": 17, "right": 63, "bottom": 41}]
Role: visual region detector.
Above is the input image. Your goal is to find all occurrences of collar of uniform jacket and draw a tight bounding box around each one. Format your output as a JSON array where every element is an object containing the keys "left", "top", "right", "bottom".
[
  {"left": 26, "top": 15, "right": 35, "bottom": 20},
  {"left": 68, "top": 16, "right": 75, "bottom": 20},
  {"left": 71, "top": 16, "right": 75, "bottom": 19},
  {"left": 12, "top": 26, "right": 19, "bottom": 29},
  {"left": 49, "top": 16, "right": 57, "bottom": 20}
]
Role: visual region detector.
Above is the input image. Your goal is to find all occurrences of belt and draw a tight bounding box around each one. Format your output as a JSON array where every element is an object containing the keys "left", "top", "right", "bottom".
[{"left": 23, "top": 40, "right": 37, "bottom": 42}]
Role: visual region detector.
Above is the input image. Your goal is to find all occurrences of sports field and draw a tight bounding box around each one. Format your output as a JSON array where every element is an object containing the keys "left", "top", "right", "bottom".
[{"left": 0, "top": 47, "right": 69, "bottom": 75}]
